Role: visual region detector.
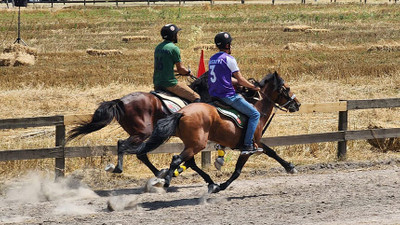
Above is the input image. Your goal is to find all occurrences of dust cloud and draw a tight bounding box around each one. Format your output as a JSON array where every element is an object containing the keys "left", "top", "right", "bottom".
[
  {"left": 107, "top": 195, "right": 141, "bottom": 212},
  {"left": 2, "top": 171, "right": 98, "bottom": 216}
]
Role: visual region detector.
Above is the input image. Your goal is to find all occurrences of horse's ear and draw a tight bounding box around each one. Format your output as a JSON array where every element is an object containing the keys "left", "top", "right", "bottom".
[{"left": 271, "top": 71, "right": 284, "bottom": 91}]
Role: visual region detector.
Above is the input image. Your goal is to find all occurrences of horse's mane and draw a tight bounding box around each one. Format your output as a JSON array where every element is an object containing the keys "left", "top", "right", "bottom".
[
  {"left": 189, "top": 71, "right": 284, "bottom": 103},
  {"left": 258, "top": 71, "right": 284, "bottom": 91},
  {"left": 189, "top": 71, "right": 212, "bottom": 102}
]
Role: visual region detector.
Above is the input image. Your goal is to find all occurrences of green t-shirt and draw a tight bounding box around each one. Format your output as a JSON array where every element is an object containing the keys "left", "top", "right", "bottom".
[{"left": 153, "top": 40, "right": 181, "bottom": 88}]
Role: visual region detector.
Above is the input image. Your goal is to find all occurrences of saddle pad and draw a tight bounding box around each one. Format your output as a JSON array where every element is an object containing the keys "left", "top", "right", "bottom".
[
  {"left": 215, "top": 106, "right": 247, "bottom": 129},
  {"left": 151, "top": 91, "right": 188, "bottom": 114}
]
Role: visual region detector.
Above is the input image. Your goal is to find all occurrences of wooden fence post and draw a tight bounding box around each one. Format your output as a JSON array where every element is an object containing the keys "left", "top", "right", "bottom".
[
  {"left": 55, "top": 124, "right": 66, "bottom": 178},
  {"left": 201, "top": 146, "right": 211, "bottom": 169},
  {"left": 337, "top": 106, "right": 348, "bottom": 160}
]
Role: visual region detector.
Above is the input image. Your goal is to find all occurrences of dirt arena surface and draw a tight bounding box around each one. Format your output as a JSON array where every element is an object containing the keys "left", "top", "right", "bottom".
[{"left": 0, "top": 159, "right": 399, "bottom": 225}]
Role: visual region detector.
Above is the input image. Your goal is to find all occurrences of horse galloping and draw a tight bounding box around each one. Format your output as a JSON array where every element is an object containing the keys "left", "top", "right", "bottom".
[
  {"left": 66, "top": 74, "right": 210, "bottom": 177},
  {"left": 128, "top": 71, "right": 301, "bottom": 193}
]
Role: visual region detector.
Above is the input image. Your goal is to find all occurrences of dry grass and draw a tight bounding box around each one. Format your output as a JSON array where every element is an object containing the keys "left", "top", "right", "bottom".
[
  {"left": 0, "top": 3, "right": 400, "bottom": 187},
  {"left": 0, "top": 44, "right": 37, "bottom": 66},
  {"left": 86, "top": 49, "right": 123, "bottom": 56},
  {"left": 283, "top": 25, "right": 313, "bottom": 32}
]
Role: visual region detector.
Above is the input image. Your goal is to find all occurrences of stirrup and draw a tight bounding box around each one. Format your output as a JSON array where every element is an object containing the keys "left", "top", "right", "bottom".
[
  {"left": 240, "top": 145, "right": 263, "bottom": 155},
  {"left": 240, "top": 148, "right": 263, "bottom": 155}
]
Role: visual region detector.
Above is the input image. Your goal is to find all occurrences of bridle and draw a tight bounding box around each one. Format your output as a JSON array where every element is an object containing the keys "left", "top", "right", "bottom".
[
  {"left": 275, "top": 86, "right": 297, "bottom": 112},
  {"left": 258, "top": 84, "right": 296, "bottom": 113},
  {"left": 257, "top": 83, "right": 296, "bottom": 136}
]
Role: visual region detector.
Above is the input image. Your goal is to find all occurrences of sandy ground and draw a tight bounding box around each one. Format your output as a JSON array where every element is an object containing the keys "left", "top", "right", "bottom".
[{"left": 0, "top": 160, "right": 399, "bottom": 225}]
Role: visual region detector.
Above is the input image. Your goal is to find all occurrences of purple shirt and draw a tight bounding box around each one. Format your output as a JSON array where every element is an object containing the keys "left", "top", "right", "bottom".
[{"left": 208, "top": 52, "right": 240, "bottom": 98}]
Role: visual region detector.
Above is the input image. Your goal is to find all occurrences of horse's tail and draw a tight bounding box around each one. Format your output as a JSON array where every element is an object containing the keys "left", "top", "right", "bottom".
[
  {"left": 133, "top": 112, "right": 183, "bottom": 155},
  {"left": 67, "top": 99, "right": 124, "bottom": 143}
]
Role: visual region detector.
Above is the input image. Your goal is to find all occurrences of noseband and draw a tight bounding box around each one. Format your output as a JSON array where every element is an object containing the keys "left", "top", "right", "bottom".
[{"left": 276, "top": 86, "right": 296, "bottom": 112}]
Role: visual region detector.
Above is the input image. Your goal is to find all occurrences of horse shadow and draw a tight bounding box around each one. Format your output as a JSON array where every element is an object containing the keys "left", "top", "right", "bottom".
[
  {"left": 140, "top": 193, "right": 274, "bottom": 211},
  {"left": 94, "top": 184, "right": 203, "bottom": 197},
  {"left": 95, "top": 185, "right": 274, "bottom": 211}
]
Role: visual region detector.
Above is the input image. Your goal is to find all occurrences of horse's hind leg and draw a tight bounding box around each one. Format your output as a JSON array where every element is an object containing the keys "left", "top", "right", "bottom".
[
  {"left": 260, "top": 143, "right": 297, "bottom": 174},
  {"left": 113, "top": 135, "right": 159, "bottom": 174},
  {"left": 112, "top": 139, "right": 126, "bottom": 173},
  {"left": 163, "top": 155, "right": 184, "bottom": 188}
]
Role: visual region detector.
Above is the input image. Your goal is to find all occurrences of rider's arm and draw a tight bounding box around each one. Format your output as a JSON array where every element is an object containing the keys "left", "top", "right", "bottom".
[
  {"left": 233, "top": 71, "right": 260, "bottom": 91},
  {"left": 175, "top": 62, "right": 193, "bottom": 76},
  {"left": 232, "top": 77, "right": 239, "bottom": 86}
]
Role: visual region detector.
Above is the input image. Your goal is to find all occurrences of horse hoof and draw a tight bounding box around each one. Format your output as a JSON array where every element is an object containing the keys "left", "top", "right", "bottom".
[
  {"left": 157, "top": 168, "right": 169, "bottom": 178},
  {"left": 286, "top": 164, "right": 297, "bottom": 174},
  {"left": 163, "top": 175, "right": 171, "bottom": 188},
  {"left": 105, "top": 163, "right": 115, "bottom": 173},
  {"left": 144, "top": 177, "right": 166, "bottom": 193},
  {"left": 208, "top": 184, "right": 221, "bottom": 194},
  {"left": 112, "top": 166, "right": 123, "bottom": 174},
  {"left": 214, "top": 157, "right": 224, "bottom": 171},
  {"left": 288, "top": 168, "right": 298, "bottom": 174}
]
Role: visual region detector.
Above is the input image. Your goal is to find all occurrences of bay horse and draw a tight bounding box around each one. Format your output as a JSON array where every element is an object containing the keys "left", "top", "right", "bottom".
[
  {"left": 67, "top": 73, "right": 211, "bottom": 177},
  {"left": 127, "top": 72, "right": 301, "bottom": 193}
]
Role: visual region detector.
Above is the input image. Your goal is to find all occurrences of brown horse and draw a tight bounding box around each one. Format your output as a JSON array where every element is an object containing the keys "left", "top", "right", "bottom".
[
  {"left": 128, "top": 72, "right": 301, "bottom": 193},
  {"left": 67, "top": 74, "right": 211, "bottom": 177}
]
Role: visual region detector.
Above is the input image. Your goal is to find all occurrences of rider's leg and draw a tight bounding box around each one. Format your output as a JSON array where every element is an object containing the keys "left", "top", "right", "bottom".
[
  {"left": 165, "top": 82, "right": 201, "bottom": 102},
  {"left": 221, "top": 94, "right": 260, "bottom": 151}
]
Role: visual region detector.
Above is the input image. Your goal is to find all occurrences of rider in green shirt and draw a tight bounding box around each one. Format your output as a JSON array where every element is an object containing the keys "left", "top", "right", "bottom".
[{"left": 153, "top": 24, "right": 200, "bottom": 103}]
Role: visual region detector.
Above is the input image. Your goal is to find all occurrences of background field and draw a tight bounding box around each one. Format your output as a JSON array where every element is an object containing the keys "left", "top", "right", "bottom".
[{"left": 0, "top": 2, "right": 399, "bottom": 188}]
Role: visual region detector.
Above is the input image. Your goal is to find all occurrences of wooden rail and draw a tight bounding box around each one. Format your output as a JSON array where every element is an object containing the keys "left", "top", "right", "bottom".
[
  {"left": 3, "top": 0, "right": 397, "bottom": 8},
  {"left": 1, "top": 98, "right": 399, "bottom": 177}
]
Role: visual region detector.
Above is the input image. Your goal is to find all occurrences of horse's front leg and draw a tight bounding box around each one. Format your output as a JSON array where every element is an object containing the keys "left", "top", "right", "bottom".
[
  {"left": 260, "top": 143, "right": 297, "bottom": 174},
  {"left": 219, "top": 154, "right": 251, "bottom": 191},
  {"left": 184, "top": 157, "right": 220, "bottom": 193},
  {"left": 137, "top": 154, "right": 166, "bottom": 177}
]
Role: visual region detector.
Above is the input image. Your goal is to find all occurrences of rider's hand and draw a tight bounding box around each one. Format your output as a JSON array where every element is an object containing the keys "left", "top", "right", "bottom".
[
  {"left": 186, "top": 69, "right": 192, "bottom": 76},
  {"left": 253, "top": 86, "right": 260, "bottom": 92}
]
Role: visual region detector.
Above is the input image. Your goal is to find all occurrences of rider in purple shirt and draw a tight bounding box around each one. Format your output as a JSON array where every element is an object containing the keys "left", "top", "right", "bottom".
[{"left": 208, "top": 32, "right": 262, "bottom": 154}]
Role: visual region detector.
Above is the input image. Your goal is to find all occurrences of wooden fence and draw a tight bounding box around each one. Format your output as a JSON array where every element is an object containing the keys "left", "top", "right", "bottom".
[
  {"left": 2, "top": 0, "right": 398, "bottom": 8},
  {"left": 0, "top": 98, "right": 399, "bottom": 178}
]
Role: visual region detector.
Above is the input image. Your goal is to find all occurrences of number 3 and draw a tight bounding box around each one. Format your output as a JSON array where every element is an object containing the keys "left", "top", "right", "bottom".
[{"left": 210, "top": 65, "right": 216, "bottom": 83}]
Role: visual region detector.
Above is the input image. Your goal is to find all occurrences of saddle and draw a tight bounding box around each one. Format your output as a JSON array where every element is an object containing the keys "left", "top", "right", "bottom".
[
  {"left": 151, "top": 89, "right": 254, "bottom": 129},
  {"left": 151, "top": 90, "right": 189, "bottom": 114},
  {"left": 210, "top": 99, "right": 248, "bottom": 129}
]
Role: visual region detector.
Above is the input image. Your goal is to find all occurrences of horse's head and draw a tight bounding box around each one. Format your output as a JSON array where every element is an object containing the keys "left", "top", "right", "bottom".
[
  {"left": 258, "top": 71, "right": 301, "bottom": 112},
  {"left": 189, "top": 71, "right": 212, "bottom": 102}
]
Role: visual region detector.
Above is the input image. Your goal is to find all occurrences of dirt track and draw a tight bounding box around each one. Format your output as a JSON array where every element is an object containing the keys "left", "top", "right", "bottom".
[{"left": 1, "top": 160, "right": 399, "bottom": 225}]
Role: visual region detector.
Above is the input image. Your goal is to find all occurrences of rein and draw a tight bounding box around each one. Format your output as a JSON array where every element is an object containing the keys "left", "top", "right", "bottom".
[{"left": 257, "top": 86, "right": 296, "bottom": 136}]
